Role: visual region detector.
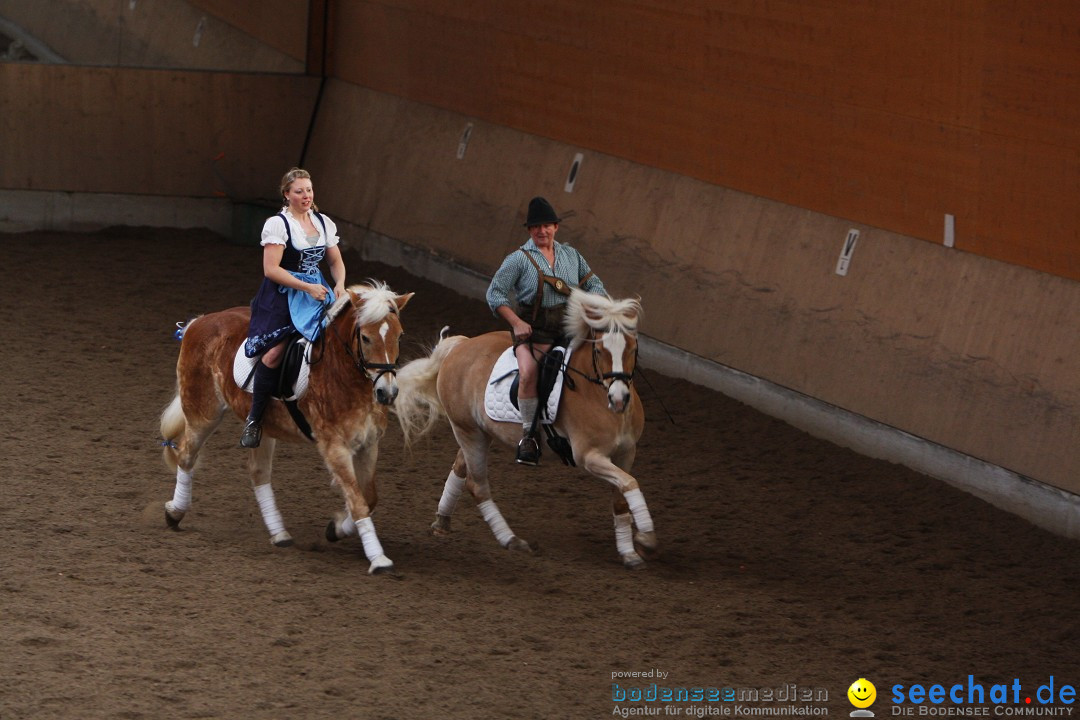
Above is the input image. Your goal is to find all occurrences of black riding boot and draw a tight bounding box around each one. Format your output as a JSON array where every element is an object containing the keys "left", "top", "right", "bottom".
[{"left": 239, "top": 361, "right": 279, "bottom": 449}]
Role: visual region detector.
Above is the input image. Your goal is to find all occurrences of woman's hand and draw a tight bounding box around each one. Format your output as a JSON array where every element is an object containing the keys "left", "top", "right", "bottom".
[
  {"left": 308, "top": 283, "right": 329, "bottom": 303},
  {"left": 333, "top": 284, "right": 346, "bottom": 299}
]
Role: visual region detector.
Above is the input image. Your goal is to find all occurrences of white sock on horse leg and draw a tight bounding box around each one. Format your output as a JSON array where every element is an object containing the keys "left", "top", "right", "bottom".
[
  {"left": 170, "top": 468, "right": 193, "bottom": 513},
  {"left": 253, "top": 483, "right": 286, "bottom": 537},
  {"left": 614, "top": 513, "right": 635, "bottom": 556},
  {"left": 477, "top": 499, "right": 515, "bottom": 547},
  {"left": 339, "top": 511, "right": 357, "bottom": 537},
  {"left": 437, "top": 469, "right": 466, "bottom": 517},
  {"left": 519, "top": 397, "right": 538, "bottom": 432},
  {"left": 623, "top": 488, "right": 655, "bottom": 533},
  {"left": 354, "top": 516, "right": 385, "bottom": 561}
]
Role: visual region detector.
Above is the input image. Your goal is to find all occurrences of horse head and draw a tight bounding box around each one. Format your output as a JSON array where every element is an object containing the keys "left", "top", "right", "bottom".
[
  {"left": 564, "top": 288, "right": 642, "bottom": 414},
  {"left": 330, "top": 281, "right": 414, "bottom": 405}
]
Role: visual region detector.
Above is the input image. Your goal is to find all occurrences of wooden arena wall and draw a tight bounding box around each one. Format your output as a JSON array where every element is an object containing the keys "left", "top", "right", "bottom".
[
  {"left": 328, "top": 1, "right": 1080, "bottom": 284},
  {"left": 0, "top": 0, "right": 305, "bottom": 73},
  {"left": 0, "top": 63, "right": 318, "bottom": 202}
]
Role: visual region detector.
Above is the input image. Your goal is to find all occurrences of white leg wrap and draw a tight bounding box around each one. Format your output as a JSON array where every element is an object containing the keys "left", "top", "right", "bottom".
[
  {"left": 170, "top": 468, "right": 193, "bottom": 513},
  {"left": 478, "top": 499, "right": 515, "bottom": 547},
  {"left": 624, "top": 488, "right": 655, "bottom": 533},
  {"left": 355, "top": 516, "right": 385, "bottom": 562},
  {"left": 437, "top": 470, "right": 466, "bottom": 517},
  {"left": 614, "top": 513, "right": 635, "bottom": 556},
  {"left": 253, "top": 483, "right": 286, "bottom": 537}
]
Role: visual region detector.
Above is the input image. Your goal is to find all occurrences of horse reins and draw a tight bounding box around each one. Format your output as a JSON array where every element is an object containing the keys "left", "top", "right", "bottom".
[
  {"left": 537, "top": 329, "right": 637, "bottom": 390},
  {"left": 538, "top": 331, "right": 676, "bottom": 425}
]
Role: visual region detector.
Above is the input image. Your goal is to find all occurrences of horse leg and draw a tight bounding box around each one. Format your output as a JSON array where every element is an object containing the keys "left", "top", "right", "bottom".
[
  {"left": 430, "top": 449, "right": 468, "bottom": 536},
  {"left": 582, "top": 449, "right": 659, "bottom": 566},
  {"left": 325, "top": 452, "right": 379, "bottom": 543},
  {"left": 163, "top": 401, "right": 223, "bottom": 530},
  {"left": 323, "top": 443, "right": 393, "bottom": 575},
  {"left": 244, "top": 438, "right": 293, "bottom": 547},
  {"left": 453, "top": 426, "right": 531, "bottom": 553},
  {"left": 165, "top": 466, "right": 193, "bottom": 530},
  {"left": 611, "top": 487, "right": 644, "bottom": 570}
]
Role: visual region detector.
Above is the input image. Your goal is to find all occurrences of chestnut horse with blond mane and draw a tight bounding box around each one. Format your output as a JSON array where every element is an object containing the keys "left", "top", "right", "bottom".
[
  {"left": 159, "top": 281, "right": 412, "bottom": 575},
  {"left": 395, "top": 288, "right": 659, "bottom": 569}
]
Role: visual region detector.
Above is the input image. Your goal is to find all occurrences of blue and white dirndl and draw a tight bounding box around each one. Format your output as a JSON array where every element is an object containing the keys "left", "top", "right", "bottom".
[{"left": 244, "top": 211, "right": 339, "bottom": 358}]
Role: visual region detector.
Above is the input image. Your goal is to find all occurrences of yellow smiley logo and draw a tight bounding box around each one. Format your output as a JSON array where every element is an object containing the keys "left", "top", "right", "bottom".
[{"left": 848, "top": 678, "right": 877, "bottom": 708}]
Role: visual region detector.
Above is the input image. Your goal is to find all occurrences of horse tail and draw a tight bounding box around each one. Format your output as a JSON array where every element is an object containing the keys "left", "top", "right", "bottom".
[
  {"left": 395, "top": 331, "right": 467, "bottom": 448},
  {"left": 160, "top": 391, "right": 186, "bottom": 472}
]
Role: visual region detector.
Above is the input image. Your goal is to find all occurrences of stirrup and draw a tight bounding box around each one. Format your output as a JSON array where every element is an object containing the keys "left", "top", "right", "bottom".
[
  {"left": 239, "top": 419, "right": 262, "bottom": 449},
  {"left": 515, "top": 436, "right": 540, "bottom": 466}
]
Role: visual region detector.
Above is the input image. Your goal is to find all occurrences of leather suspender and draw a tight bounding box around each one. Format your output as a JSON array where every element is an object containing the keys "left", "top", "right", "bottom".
[{"left": 519, "top": 249, "right": 594, "bottom": 322}]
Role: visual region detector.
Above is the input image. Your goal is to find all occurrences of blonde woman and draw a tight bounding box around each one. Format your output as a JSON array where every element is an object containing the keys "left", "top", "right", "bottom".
[{"left": 240, "top": 167, "right": 347, "bottom": 448}]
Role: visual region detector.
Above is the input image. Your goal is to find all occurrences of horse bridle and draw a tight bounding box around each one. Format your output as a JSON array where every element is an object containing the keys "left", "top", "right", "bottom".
[
  {"left": 545, "top": 327, "right": 637, "bottom": 390},
  {"left": 590, "top": 330, "right": 637, "bottom": 387},
  {"left": 350, "top": 325, "right": 399, "bottom": 385},
  {"left": 323, "top": 305, "right": 399, "bottom": 385}
]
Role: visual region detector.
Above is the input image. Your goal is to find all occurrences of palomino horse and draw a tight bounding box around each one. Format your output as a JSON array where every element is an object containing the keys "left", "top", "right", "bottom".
[
  {"left": 395, "top": 288, "right": 659, "bottom": 569},
  {"left": 159, "top": 281, "right": 413, "bottom": 574}
]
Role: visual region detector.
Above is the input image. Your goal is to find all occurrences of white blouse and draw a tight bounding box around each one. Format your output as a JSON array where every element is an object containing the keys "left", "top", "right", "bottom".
[{"left": 260, "top": 210, "right": 340, "bottom": 249}]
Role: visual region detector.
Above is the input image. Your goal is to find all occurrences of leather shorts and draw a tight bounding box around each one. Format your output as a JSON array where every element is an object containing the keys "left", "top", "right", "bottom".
[{"left": 514, "top": 304, "right": 567, "bottom": 347}]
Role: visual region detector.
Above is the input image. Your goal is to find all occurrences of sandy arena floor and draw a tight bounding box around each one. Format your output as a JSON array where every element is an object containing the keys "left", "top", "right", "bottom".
[{"left": 1, "top": 228, "right": 1078, "bottom": 719}]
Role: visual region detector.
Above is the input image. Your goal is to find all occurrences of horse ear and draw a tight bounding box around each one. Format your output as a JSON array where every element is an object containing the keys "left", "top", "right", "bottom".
[{"left": 394, "top": 292, "right": 414, "bottom": 312}]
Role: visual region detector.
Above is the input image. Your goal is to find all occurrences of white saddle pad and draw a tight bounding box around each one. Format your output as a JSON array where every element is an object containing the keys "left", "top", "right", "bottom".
[
  {"left": 484, "top": 346, "right": 571, "bottom": 424},
  {"left": 232, "top": 341, "right": 312, "bottom": 402}
]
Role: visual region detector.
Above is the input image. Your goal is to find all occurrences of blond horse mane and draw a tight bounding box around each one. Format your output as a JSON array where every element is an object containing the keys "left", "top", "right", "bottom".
[
  {"left": 328, "top": 280, "right": 402, "bottom": 327},
  {"left": 562, "top": 288, "right": 642, "bottom": 350}
]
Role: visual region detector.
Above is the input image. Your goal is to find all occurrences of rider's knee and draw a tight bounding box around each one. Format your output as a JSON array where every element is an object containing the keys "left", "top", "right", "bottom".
[
  {"left": 517, "top": 364, "right": 539, "bottom": 387},
  {"left": 262, "top": 343, "right": 285, "bottom": 368}
]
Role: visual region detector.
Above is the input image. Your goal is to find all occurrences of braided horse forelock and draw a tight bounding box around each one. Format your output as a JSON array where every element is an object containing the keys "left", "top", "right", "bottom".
[{"left": 562, "top": 288, "right": 642, "bottom": 350}]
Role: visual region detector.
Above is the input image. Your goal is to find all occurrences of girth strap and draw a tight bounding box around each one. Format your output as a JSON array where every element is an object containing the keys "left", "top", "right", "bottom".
[{"left": 283, "top": 400, "right": 314, "bottom": 442}]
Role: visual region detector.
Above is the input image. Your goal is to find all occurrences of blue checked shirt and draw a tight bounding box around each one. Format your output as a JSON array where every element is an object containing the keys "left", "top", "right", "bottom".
[{"left": 486, "top": 238, "right": 606, "bottom": 314}]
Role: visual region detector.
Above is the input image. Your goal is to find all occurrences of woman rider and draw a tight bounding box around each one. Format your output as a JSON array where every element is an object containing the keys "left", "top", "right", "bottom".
[{"left": 240, "top": 167, "right": 346, "bottom": 448}]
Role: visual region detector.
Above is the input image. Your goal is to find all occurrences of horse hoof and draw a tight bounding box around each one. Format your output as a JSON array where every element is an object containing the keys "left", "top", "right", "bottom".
[
  {"left": 164, "top": 502, "right": 184, "bottom": 530},
  {"left": 506, "top": 536, "right": 534, "bottom": 553},
  {"left": 633, "top": 531, "right": 660, "bottom": 559},
  {"left": 368, "top": 555, "right": 395, "bottom": 575},
  {"left": 622, "top": 553, "right": 647, "bottom": 570},
  {"left": 270, "top": 531, "right": 294, "bottom": 548},
  {"left": 430, "top": 515, "right": 452, "bottom": 536},
  {"left": 325, "top": 520, "right": 340, "bottom": 543}
]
